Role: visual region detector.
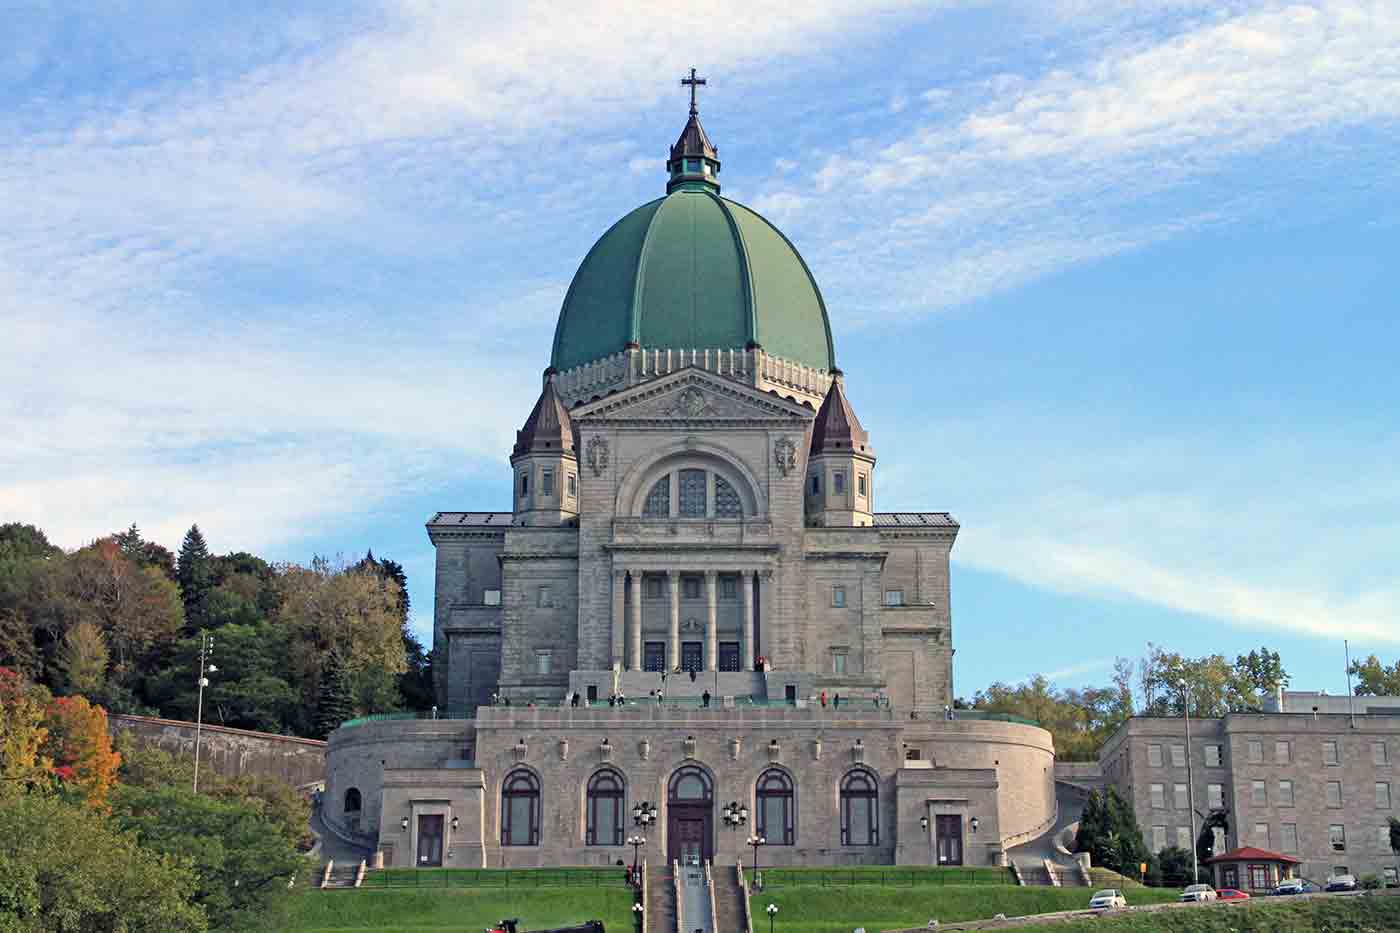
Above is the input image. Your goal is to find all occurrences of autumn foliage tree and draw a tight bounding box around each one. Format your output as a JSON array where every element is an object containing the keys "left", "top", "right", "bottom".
[
  {"left": 42, "top": 694, "right": 121, "bottom": 810},
  {"left": 0, "top": 667, "right": 51, "bottom": 801}
]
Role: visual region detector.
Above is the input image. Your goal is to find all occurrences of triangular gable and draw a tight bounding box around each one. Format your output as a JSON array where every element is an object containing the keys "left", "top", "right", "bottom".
[{"left": 572, "top": 367, "right": 815, "bottom": 425}]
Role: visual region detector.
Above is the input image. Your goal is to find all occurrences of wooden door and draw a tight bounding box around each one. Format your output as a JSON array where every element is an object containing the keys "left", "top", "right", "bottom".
[
  {"left": 935, "top": 815, "right": 963, "bottom": 866},
  {"left": 681, "top": 642, "right": 702, "bottom": 672}
]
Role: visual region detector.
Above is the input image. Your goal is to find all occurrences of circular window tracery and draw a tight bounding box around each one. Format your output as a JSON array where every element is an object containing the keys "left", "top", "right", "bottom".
[{"left": 640, "top": 468, "right": 748, "bottom": 518}]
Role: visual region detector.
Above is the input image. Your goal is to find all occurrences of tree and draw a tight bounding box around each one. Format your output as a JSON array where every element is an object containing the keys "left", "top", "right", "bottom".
[
  {"left": 0, "top": 523, "right": 61, "bottom": 562},
  {"left": 313, "top": 652, "right": 355, "bottom": 739},
  {"left": 63, "top": 539, "right": 184, "bottom": 675},
  {"left": 177, "top": 525, "right": 214, "bottom": 632},
  {"left": 1234, "top": 646, "right": 1288, "bottom": 704},
  {"left": 970, "top": 666, "right": 1134, "bottom": 761},
  {"left": 0, "top": 667, "right": 51, "bottom": 802},
  {"left": 1350, "top": 655, "right": 1400, "bottom": 697},
  {"left": 0, "top": 793, "right": 207, "bottom": 933},
  {"left": 41, "top": 694, "right": 121, "bottom": 811},
  {"left": 55, "top": 619, "right": 109, "bottom": 695},
  {"left": 112, "top": 784, "right": 304, "bottom": 930},
  {"left": 143, "top": 623, "right": 298, "bottom": 733},
  {"left": 1073, "top": 787, "right": 1151, "bottom": 879},
  {"left": 1157, "top": 847, "right": 1195, "bottom": 887},
  {"left": 114, "top": 523, "right": 177, "bottom": 579},
  {"left": 1138, "top": 643, "right": 1288, "bottom": 717},
  {"left": 1389, "top": 816, "right": 1400, "bottom": 867}
]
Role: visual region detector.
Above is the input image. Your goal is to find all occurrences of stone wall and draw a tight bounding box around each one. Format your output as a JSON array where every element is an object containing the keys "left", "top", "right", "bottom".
[{"left": 109, "top": 714, "right": 325, "bottom": 788}]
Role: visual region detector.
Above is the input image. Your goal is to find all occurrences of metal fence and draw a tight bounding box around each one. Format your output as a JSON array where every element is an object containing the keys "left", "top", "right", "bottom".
[
  {"left": 362, "top": 868, "right": 627, "bottom": 889},
  {"left": 749, "top": 868, "right": 1018, "bottom": 888}
]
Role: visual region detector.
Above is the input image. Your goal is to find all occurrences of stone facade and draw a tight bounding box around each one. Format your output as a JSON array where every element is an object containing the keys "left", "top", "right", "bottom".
[
  {"left": 109, "top": 714, "right": 325, "bottom": 788},
  {"left": 1098, "top": 711, "right": 1400, "bottom": 883}
]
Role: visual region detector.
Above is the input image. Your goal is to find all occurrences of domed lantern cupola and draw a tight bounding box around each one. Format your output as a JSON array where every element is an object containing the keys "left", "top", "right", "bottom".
[
  {"left": 666, "top": 68, "right": 721, "bottom": 194},
  {"left": 510, "top": 369, "right": 579, "bottom": 526}
]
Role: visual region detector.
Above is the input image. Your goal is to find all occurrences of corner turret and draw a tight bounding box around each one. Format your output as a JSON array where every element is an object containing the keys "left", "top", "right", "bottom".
[
  {"left": 666, "top": 68, "right": 721, "bottom": 194},
  {"left": 510, "top": 370, "right": 579, "bottom": 526},
  {"left": 805, "top": 372, "right": 876, "bottom": 527}
]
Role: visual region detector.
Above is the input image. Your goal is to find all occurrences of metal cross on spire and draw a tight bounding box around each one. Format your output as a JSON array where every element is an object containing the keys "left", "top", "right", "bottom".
[{"left": 681, "top": 68, "right": 707, "bottom": 116}]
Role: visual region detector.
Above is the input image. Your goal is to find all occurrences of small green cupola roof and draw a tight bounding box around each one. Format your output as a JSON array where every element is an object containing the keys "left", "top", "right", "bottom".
[{"left": 667, "top": 68, "right": 721, "bottom": 194}]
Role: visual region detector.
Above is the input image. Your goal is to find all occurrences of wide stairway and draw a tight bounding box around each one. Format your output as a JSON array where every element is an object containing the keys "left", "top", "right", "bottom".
[
  {"left": 613, "top": 671, "right": 767, "bottom": 703},
  {"left": 711, "top": 864, "right": 749, "bottom": 933},
  {"left": 677, "top": 861, "right": 714, "bottom": 933},
  {"left": 648, "top": 866, "right": 679, "bottom": 933}
]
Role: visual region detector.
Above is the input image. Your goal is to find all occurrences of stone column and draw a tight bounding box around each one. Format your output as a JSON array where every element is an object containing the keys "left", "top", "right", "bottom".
[
  {"left": 705, "top": 571, "right": 718, "bottom": 672},
  {"left": 668, "top": 570, "right": 681, "bottom": 670},
  {"left": 628, "top": 572, "right": 642, "bottom": 671},
  {"left": 612, "top": 569, "right": 626, "bottom": 671},
  {"left": 742, "top": 572, "right": 755, "bottom": 671}
]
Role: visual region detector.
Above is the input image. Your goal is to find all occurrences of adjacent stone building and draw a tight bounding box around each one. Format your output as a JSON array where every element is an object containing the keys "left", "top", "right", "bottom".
[
  {"left": 1095, "top": 692, "right": 1400, "bottom": 884},
  {"left": 324, "top": 98, "right": 1059, "bottom": 871}
]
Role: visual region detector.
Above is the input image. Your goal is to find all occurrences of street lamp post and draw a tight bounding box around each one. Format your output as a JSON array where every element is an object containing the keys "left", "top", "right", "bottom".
[
  {"left": 1180, "top": 683, "right": 1199, "bottom": 884},
  {"left": 192, "top": 632, "right": 217, "bottom": 794},
  {"left": 748, "top": 833, "right": 766, "bottom": 887},
  {"left": 632, "top": 901, "right": 644, "bottom": 932},
  {"left": 920, "top": 815, "right": 931, "bottom": 865},
  {"left": 627, "top": 834, "right": 646, "bottom": 884},
  {"left": 766, "top": 902, "right": 778, "bottom": 933}
]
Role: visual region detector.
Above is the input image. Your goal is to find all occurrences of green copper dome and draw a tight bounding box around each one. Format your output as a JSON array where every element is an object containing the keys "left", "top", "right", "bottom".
[{"left": 550, "top": 187, "right": 836, "bottom": 374}]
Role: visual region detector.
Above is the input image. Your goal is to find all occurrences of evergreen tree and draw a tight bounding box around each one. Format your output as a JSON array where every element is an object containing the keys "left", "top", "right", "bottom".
[
  {"left": 1074, "top": 787, "right": 1152, "bottom": 879},
  {"left": 313, "top": 653, "right": 354, "bottom": 739},
  {"left": 176, "top": 525, "right": 213, "bottom": 632}
]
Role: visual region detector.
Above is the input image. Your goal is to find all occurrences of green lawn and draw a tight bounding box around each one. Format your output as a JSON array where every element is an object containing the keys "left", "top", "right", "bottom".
[
  {"left": 269, "top": 887, "right": 634, "bottom": 932},
  {"left": 748, "top": 883, "right": 1180, "bottom": 933},
  {"left": 1009, "top": 894, "right": 1400, "bottom": 933},
  {"left": 365, "top": 867, "right": 622, "bottom": 888},
  {"left": 746, "top": 866, "right": 1015, "bottom": 888}
]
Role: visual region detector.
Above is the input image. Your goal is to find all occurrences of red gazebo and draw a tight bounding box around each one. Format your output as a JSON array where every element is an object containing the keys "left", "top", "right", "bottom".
[{"left": 1203, "top": 846, "right": 1300, "bottom": 892}]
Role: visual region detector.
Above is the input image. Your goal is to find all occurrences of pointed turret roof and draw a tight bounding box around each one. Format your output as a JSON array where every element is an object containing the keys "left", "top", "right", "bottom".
[
  {"left": 512, "top": 372, "right": 575, "bottom": 458},
  {"left": 670, "top": 111, "right": 718, "bottom": 165},
  {"left": 810, "top": 374, "right": 870, "bottom": 454},
  {"left": 666, "top": 68, "right": 721, "bottom": 194}
]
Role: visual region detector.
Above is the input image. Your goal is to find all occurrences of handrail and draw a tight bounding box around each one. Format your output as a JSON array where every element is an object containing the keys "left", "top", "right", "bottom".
[
  {"left": 339, "top": 709, "right": 476, "bottom": 728},
  {"left": 320, "top": 859, "right": 334, "bottom": 889},
  {"left": 737, "top": 858, "right": 755, "bottom": 933},
  {"left": 673, "top": 860, "right": 684, "bottom": 933},
  {"left": 641, "top": 858, "right": 650, "bottom": 933},
  {"left": 705, "top": 860, "right": 718, "bottom": 933}
]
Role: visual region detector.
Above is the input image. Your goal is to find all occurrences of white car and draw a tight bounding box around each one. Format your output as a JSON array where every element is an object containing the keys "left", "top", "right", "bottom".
[
  {"left": 1088, "top": 889, "right": 1127, "bottom": 910},
  {"left": 1179, "top": 884, "right": 1218, "bottom": 902}
]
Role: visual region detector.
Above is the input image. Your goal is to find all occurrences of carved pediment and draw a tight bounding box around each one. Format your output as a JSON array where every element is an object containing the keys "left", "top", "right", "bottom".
[{"left": 573, "top": 369, "right": 814, "bottom": 424}]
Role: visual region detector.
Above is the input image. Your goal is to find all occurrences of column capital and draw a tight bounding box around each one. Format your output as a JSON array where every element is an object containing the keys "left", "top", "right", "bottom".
[
  {"left": 667, "top": 569, "right": 681, "bottom": 582},
  {"left": 614, "top": 569, "right": 629, "bottom": 582},
  {"left": 703, "top": 569, "right": 719, "bottom": 581}
]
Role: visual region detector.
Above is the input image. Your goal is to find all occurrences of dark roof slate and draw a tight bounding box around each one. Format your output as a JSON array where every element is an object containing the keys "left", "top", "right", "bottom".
[
  {"left": 427, "top": 512, "right": 513, "bottom": 526},
  {"left": 810, "top": 378, "right": 869, "bottom": 454},
  {"left": 513, "top": 377, "right": 574, "bottom": 457},
  {"left": 670, "top": 112, "right": 717, "bottom": 162},
  {"left": 873, "top": 512, "right": 959, "bottom": 528}
]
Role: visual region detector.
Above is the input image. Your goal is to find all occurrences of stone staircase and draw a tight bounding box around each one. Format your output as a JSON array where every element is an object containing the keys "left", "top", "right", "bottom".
[
  {"left": 712, "top": 864, "right": 750, "bottom": 932},
  {"left": 648, "top": 865, "right": 679, "bottom": 933},
  {"left": 319, "top": 860, "right": 361, "bottom": 889},
  {"left": 609, "top": 671, "right": 768, "bottom": 703}
]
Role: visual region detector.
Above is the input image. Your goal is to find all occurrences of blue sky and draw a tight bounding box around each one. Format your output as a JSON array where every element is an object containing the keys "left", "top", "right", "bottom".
[{"left": 2, "top": 1, "right": 1397, "bottom": 702}]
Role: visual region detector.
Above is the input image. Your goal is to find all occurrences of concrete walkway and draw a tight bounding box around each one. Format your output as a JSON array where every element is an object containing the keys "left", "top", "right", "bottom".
[
  {"left": 678, "top": 862, "right": 714, "bottom": 933},
  {"left": 1006, "top": 782, "right": 1089, "bottom": 883},
  {"left": 309, "top": 803, "right": 375, "bottom": 866}
]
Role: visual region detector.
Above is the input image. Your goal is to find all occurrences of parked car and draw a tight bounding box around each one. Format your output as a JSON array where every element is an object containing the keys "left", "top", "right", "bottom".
[
  {"left": 1179, "top": 883, "right": 1218, "bottom": 902},
  {"left": 1325, "top": 874, "right": 1357, "bottom": 892},
  {"left": 1088, "top": 889, "right": 1127, "bottom": 910},
  {"left": 1275, "top": 878, "right": 1319, "bottom": 895},
  {"left": 1216, "top": 888, "right": 1250, "bottom": 901}
]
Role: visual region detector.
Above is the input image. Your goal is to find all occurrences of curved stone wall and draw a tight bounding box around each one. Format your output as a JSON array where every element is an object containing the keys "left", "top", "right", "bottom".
[
  {"left": 325, "top": 719, "right": 474, "bottom": 839},
  {"left": 109, "top": 714, "right": 325, "bottom": 788}
]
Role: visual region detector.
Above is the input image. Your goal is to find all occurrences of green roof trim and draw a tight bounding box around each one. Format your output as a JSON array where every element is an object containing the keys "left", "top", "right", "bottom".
[{"left": 550, "top": 190, "right": 835, "bottom": 373}]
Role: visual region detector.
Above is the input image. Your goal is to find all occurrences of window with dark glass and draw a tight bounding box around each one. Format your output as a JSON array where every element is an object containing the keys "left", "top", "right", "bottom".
[
  {"left": 714, "top": 475, "right": 742, "bottom": 517},
  {"left": 684, "top": 577, "right": 700, "bottom": 599},
  {"left": 857, "top": 473, "right": 867, "bottom": 497},
  {"left": 643, "top": 478, "right": 670, "bottom": 517},
  {"left": 502, "top": 770, "right": 540, "bottom": 846},
  {"left": 678, "top": 469, "right": 706, "bottom": 517},
  {"left": 519, "top": 472, "right": 529, "bottom": 496},
  {"left": 811, "top": 474, "right": 820, "bottom": 494},
  {"left": 567, "top": 474, "right": 577, "bottom": 497},
  {"left": 840, "top": 769, "right": 879, "bottom": 846},
  {"left": 541, "top": 468, "right": 554, "bottom": 497},
  {"left": 721, "top": 578, "right": 737, "bottom": 599},
  {"left": 757, "top": 769, "right": 794, "bottom": 845},
  {"left": 833, "top": 472, "right": 845, "bottom": 494},
  {"left": 586, "top": 769, "right": 624, "bottom": 846}
]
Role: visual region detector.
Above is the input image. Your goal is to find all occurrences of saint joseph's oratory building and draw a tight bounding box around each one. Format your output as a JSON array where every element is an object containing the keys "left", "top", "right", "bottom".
[{"left": 324, "top": 93, "right": 1057, "bottom": 872}]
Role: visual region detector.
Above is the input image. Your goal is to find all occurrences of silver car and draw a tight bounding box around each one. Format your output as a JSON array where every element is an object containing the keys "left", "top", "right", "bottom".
[
  {"left": 1179, "top": 883, "right": 1217, "bottom": 902},
  {"left": 1088, "top": 889, "right": 1127, "bottom": 910}
]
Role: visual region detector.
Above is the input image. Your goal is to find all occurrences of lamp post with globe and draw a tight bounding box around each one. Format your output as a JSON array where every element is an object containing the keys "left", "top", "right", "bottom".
[
  {"left": 627, "top": 834, "right": 646, "bottom": 885},
  {"left": 748, "top": 833, "right": 767, "bottom": 888},
  {"left": 192, "top": 632, "right": 217, "bottom": 793},
  {"left": 766, "top": 902, "right": 778, "bottom": 933},
  {"left": 631, "top": 900, "right": 644, "bottom": 932}
]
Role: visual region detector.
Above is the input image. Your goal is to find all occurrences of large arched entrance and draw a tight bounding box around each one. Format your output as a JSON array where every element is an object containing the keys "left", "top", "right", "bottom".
[{"left": 667, "top": 765, "right": 714, "bottom": 866}]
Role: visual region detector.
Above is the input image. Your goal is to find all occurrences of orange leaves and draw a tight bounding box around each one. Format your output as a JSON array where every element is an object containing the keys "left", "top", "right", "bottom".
[{"left": 42, "top": 693, "right": 122, "bottom": 811}]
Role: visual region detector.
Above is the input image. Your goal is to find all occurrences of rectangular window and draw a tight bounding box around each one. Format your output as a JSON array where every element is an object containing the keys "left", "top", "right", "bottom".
[
  {"left": 519, "top": 472, "right": 529, "bottom": 496},
  {"left": 1278, "top": 780, "right": 1294, "bottom": 807},
  {"left": 643, "top": 642, "right": 666, "bottom": 672},
  {"left": 1377, "top": 783, "right": 1392, "bottom": 809},
  {"left": 1171, "top": 745, "right": 1186, "bottom": 768},
  {"left": 537, "top": 585, "right": 552, "bottom": 608},
  {"left": 1174, "top": 783, "right": 1189, "bottom": 810},
  {"left": 541, "top": 468, "right": 554, "bottom": 497},
  {"left": 1324, "top": 741, "right": 1340, "bottom": 766},
  {"left": 884, "top": 589, "right": 904, "bottom": 607},
  {"left": 1177, "top": 826, "right": 1193, "bottom": 850},
  {"left": 1205, "top": 745, "right": 1223, "bottom": 767},
  {"left": 1148, "top": 744, "right": 1164, "bottom": 768},
  {"left": 832, "top": 651, "right": 848, "bottom": 675},
  {"left": 1275, "top": 740, "right": 1291, "bottom": 764},
  {"left": 1248, "top": 740, "right": 1263, "bottom": 763},
  {"left": 833, "top": 471, "right": 845, "bottom": 494},
  {"left": 1250, "top": 865, "right": 1269, "bottom": 890},
  {"left": 1152, "top": 825, "right": 1167, "bottom": 851},
  {"left": 1208, "top": 783, "right": 1224, "bottom": 809},
  {"left": 1150, "top": 783, "right": 1165, "bottom": 808},
  {"left": 1330, "top": 824, "right": 1347, "bottom": 851},
  {"left": 567, "top": 474, "right": 576, "bottom": 497},
  {"left": 483, "top": 588, "right": 501, "bottom": 606},
  {"left": 832, "top": 585, "right": 846, "bottom": 608},
  {"left": 1281, "top": 823, "right": 1299, "bottom": 853},
  {"left": 721, "top": 578, "right": 737, "bottom": 600},
  {"left": 1254, "top": 823, "right": 1270, "bottom": 846},
  {"left": 1251, "top": 780, "right": 1267, "bottom": 807},
  {"left": 1327, "top": 781, "right": 1343, "bottom": 808},
  {"left": 857, "top": 473, "right": 867, "bottom": 497},
  {"left": 810, "top": 474, "right": 820, "bottom": 494},
  {"left": 1374, "top": 742, "right": 1390, "bottom": 766},
  {"left": 683, "top": 577, "right": 700, "bottom": 600},
  {"left": 535, "top": 651, "right": 552, "bottom": 675},
  {"left": 647, "top": 578, "right": 663, "bottom": 599}
]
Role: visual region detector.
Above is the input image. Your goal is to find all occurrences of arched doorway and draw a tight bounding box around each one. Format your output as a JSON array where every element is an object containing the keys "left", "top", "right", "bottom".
[{"left": 667, "top": 765, "right": 713, "bottom": 866}]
